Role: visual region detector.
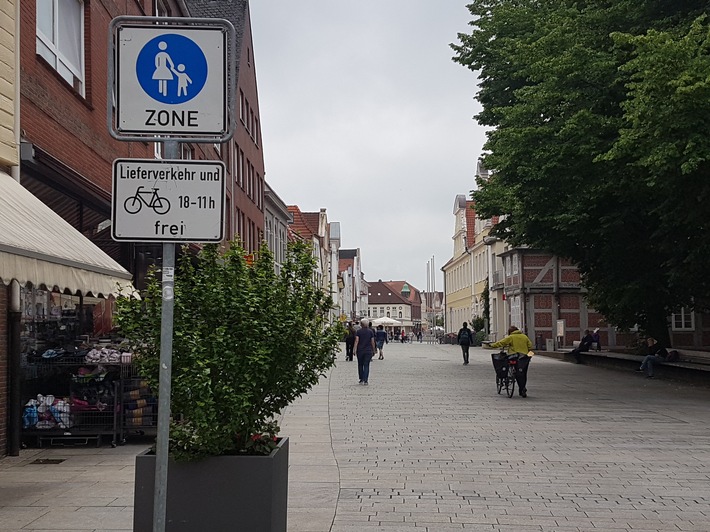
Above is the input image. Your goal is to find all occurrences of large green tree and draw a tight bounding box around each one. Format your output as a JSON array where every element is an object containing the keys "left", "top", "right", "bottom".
[{"left": 452, "top": 1, "right": 710, "bottom": 343}]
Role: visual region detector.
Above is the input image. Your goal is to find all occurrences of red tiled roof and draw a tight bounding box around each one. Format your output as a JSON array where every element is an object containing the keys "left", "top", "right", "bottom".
[
  {"left": 339, "top": 257, "right": 354, "bottom": 273},
  {"left": 368, "top": 280, "right": 422, "bottom": 305},
  {"left": 302, "top": 212, "right": 320, "bottom": 234},
  {"left": 287, "top": 205, "right": 316, "bottom": 240}
]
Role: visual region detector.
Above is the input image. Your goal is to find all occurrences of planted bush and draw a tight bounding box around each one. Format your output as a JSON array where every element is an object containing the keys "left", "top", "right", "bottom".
[{"left": 117, "top": 241, "right": 342, "bottom": 461}]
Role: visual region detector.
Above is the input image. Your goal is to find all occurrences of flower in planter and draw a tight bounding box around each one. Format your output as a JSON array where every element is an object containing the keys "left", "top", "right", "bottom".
[{"left": 117, "top": 240, "right": 343, "bottom": 460}]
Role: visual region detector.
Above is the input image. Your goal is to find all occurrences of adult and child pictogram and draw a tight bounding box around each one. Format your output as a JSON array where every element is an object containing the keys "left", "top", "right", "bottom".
[{"left": 136, "top": 34, "right": 208, "bottom": 105}]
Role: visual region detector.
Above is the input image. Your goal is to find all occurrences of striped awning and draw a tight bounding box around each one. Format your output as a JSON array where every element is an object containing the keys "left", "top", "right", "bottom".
[{"left": 0, "top": 171, "right": 136, "bottom": 297}]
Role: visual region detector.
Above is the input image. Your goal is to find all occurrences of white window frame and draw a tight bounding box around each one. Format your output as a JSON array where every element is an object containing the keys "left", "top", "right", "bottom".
[
  {"left": 671, "top": 308, "right": 695, "bottom": 331},
  {"left": 36, "top": 0, "right": 85, "bottom": 95},
  {"left": 512, "top": 254, "right": 519, "bottom": 275},
  {"left": 510, "top": 295, "right": 522, "bottom": 329}
]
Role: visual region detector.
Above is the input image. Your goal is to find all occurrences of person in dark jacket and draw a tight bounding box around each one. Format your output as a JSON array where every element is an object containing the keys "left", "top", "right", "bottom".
[
  {"left": 636, "top": 337, "right": 669, "bottom": 379},
  {"left": 374, "top": 325, "right": 388, "bottom": 360},
  {"left": 591, "top": 328, "right": 602, "bottom": 351},
  {"left": 457, "top": 322, "right": 473, "bottom": 365},
  {"left": 571, "top": 330, "right": 595, "bottom": 364},
  {"left": 344, "top": 322, "right": 356, "bottom": 361},
  {"left": 353, "top": 318, "right": 376, "bottom": 385}
]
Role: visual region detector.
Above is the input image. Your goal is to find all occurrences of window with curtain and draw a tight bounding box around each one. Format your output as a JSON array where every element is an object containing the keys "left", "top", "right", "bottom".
[{"left": 36, "top": 0, "right": 85, "bottom": 94}]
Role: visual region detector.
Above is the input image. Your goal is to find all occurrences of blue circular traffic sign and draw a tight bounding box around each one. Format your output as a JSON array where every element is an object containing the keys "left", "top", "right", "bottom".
[{"left": 135, "top": 34, "right": 208, "bottom": 104}]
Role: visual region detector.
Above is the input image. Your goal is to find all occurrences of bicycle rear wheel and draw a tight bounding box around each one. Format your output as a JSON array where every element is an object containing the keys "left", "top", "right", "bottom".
[
  {"left": 496, "top": 374, "right": 503, "bottom": 394},
  {"left": 506, "top": 365, "right": 516, "bottom": 398}
]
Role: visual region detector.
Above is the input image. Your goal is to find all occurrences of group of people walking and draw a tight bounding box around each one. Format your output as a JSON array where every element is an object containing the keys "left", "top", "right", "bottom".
[
  {"left": 344, "top": 316, "right": 681, "bottom": 393},
  {"left": 344, "top": 319, "right": 536, "bottom": 394}
]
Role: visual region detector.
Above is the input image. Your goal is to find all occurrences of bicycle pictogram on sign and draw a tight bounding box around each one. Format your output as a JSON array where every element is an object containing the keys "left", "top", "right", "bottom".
[{"left": 123, "top": 186, "right": 171, "bottom": 215}]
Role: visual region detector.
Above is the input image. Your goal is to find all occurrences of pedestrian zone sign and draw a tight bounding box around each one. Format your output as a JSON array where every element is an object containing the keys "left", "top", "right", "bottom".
[
  {"left": 114, "top": 22, "right": 228, "bottom": 138},
  {"left": 111, "top": 159, "right": 225, "bottom": 243}
]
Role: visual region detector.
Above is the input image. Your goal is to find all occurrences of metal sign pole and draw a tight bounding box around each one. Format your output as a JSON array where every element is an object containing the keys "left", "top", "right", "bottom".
[
  {"left": 153, "top": 140, "right": 178, "bottom": 532},
  {"left": 108, "top": 17, "right": 234, "bottom": 531}
]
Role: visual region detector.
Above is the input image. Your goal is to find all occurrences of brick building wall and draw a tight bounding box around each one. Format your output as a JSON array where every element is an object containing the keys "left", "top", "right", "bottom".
[
  {"left": 0, "top": 285, "right": 8, "bottom": 457},
  {"left": 19, "top": 1, "right": 154, "bottom": 193},
  {"left": 232, "top": 4, "right": 265, "bottom": 253}
]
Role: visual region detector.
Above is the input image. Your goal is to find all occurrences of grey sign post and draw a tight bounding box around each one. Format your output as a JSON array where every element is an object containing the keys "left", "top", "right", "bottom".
[{"left": 108, "top": 15, "right": 235, "bottom": 532}]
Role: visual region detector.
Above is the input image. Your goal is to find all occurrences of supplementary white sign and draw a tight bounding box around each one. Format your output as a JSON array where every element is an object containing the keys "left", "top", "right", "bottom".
[
  {"left": 115, "top": 24, "right": 227, "bottom": 136},
  {"left": 111, "top": 159, "right": 225, "bottom": 243}
]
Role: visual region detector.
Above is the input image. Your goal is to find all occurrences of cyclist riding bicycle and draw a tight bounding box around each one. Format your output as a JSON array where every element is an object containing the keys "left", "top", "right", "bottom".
[{"left": 485, "top": 326, "right": 534, "bottom": 398}]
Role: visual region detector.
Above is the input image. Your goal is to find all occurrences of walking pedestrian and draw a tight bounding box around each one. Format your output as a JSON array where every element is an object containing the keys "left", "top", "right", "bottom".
[
  {"left": 457, "top": 322, "right": 473, "bottom": 365},
  {"left": 353, "top": 318, "right": 376, "bottom": 385},
  {"left": 375, "top": 325, "right": 388, "bottom": 360},
  {"left": 344, "top": 322, "right": 356, "bottom": 362}
]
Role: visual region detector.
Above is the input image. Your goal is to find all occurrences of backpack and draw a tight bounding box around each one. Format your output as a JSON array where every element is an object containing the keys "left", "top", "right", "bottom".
[
  {"left": 459, "top": 329, "right": 471, "bottom": 345},
  {"left": 666, "top": 350, "right": 680, "bottom": 362}
]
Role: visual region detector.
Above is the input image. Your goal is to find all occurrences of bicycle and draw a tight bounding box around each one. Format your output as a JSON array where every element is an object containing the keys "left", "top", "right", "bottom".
[
  {"left": 491, "top": 351, "right": 521, "bottom": 398},
  {"left": 123, "top": 186, "right": 171, "bottom": 215}
]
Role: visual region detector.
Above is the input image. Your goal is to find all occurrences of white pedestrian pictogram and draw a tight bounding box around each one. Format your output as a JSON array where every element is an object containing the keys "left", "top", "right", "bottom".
[
  {"left": 172, "top": 64, "right": 192, "bottom": 96},
  {"left": 152, "top": 41, "right": 175, "bottom": 97}
]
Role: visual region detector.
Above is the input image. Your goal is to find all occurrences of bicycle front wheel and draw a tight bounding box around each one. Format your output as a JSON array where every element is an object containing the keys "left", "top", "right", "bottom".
[{"left": 506, "top": 365, "right": 516, "bottom": 398}]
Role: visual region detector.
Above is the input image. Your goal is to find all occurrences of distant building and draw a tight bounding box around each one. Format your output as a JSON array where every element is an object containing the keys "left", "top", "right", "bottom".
[
  {"left": 288, "top": 206, "right": 342, "bottom": 320},
  {"left": 441, "top": 195, "right": 475, "bottom": 333},
  {"left": 338, "top": 249, "right": 367, "bottom": 322},
  {"left": 421, "top": 291, "right": 444, "bottom": 330},
  {"left": 263, "top": 183, "right": 291, "bottom": 274},
  {"left": 367, "top": 280, "right": 422, "bottom": 333}
]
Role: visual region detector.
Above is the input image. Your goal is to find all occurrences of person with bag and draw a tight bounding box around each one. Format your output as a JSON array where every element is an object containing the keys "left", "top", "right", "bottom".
[{"left": 457, "top": 322, "right": 473, "bottom": 365}]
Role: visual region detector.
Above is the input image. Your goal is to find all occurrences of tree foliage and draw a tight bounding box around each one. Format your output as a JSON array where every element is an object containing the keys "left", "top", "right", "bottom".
[
  {"left": 116, "top": 241, "right": 343, "bottom": 461},
  {"left": 452, "top": 1, "right": 710, "bottom": 341}
]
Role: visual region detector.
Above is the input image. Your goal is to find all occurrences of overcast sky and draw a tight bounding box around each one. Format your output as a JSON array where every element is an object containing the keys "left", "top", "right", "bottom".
[{"left": 249, "top": 1, "right": 488, "bottom": 293}]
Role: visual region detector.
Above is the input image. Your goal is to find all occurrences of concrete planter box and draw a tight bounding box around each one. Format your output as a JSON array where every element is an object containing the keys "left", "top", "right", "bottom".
[{"left": 133, "top": 437, "right": 288, "bottom": 532}]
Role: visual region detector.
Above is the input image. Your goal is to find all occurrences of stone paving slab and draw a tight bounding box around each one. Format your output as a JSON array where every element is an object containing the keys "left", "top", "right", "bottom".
[{"left": 0, "top": 341, "right": 708, "bottom": 531}]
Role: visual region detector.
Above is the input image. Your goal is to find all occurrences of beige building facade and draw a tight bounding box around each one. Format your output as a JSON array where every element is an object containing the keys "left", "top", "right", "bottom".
[
  {"left": 442, "top": 195, "right": 475, "bottom": 333},
  {"left": 0, "top": 0, "right": 18, "bottom": 171}
]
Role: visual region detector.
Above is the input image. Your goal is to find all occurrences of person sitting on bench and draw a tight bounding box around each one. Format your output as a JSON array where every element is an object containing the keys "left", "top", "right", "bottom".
[
  {"left": 571, "top": 330, "right": 594, "bottom": 364},
  {"left": 636, "top": 337, "right": 669, "bottom": 379}
]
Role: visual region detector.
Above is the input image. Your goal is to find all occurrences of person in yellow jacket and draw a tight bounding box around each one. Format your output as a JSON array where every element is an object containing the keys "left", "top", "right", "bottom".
[{"left": 487, "top": 326, "right": 534, "bottom": 398}]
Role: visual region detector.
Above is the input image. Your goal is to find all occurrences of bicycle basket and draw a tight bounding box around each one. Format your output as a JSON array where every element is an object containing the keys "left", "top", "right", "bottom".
[{"left": 491, "top": 352, "right": 507, "bottom": 373}]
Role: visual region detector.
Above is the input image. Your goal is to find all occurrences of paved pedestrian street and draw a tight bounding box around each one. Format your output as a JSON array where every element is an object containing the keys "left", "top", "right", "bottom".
[
  {"left": 284, "top": 342, "right": 710, "bottom": 532},
  {"left": 0, "top": 341, "right": 708, "bottom": 531}
]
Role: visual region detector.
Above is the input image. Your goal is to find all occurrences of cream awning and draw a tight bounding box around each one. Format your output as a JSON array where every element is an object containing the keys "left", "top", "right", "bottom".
[{"left": 0, "top": 171, "right": 135, "bottom": 297}]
